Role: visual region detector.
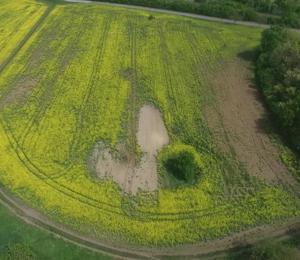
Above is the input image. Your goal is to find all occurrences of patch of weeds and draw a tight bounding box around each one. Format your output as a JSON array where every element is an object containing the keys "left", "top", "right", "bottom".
[{"left": 148, "top": 15, "right": 155, "bottom": 20}]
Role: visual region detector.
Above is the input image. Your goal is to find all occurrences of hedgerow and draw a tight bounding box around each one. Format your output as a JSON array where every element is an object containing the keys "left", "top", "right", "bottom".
[{"left": 256, "top": 26, "right": 300, "bottom": 152}]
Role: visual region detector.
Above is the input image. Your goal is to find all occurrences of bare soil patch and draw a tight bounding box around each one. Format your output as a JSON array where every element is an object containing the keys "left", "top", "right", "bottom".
[
  {"left": 137, "top": 105, "right": 169, "bottom": 156},
  {"left": 204, "top": 58, "right": 297, "bottom": 187},
  {"left": 0, "top": 77, "right": 37, "bottom": 108},
  {"left": 90, "top": 104, "right": 169, "bottom": 194}
]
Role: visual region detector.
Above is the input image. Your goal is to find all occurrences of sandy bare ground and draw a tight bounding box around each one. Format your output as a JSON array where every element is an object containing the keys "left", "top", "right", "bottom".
[
  {"left": 205, "top": 58, "right": 298, "bottom": 188},
  {"left": 137, "top": 105, "right": 169, "bottom": 156},
  {"left": 90, "top": 104, "right": 169, "bottom": 194}
]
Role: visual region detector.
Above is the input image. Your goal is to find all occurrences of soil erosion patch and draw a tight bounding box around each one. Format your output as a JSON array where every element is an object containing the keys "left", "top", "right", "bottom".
[{"left": 90, "top": 104, "right": 169, "bottom": 194}]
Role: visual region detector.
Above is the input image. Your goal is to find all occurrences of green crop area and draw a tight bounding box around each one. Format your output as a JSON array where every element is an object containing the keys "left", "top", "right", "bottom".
[
  {"left": 0, "top": 0, "right": 47, "bottom": 65},
  {"left": 0, "top": 203, "right": 109, "bottom": 259},
  {"left": 0, "top": 0, "right": 299, "bottom": 249}
]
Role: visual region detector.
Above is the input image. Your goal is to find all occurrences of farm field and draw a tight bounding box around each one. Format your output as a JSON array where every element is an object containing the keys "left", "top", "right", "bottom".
[
  {"left": 0, "top": 0, "right": 48, "bottom": 67},
  {"left": 0, "top": 0, "right": 299, "bottom": 250}
]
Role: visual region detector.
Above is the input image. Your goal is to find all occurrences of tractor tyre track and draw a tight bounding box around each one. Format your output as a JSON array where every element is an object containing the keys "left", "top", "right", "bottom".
[
  {"left": 0, "top": 1, "right": 299, "bottom": 258},
  {"left": 0, "top": 185, "right": 299, "bottom": 259},
  {"left": 0, "top": 4, "right": 54, "bottom": 74},
  {"left": 69, "top": 15, "right": 113, "bottom": 159}
]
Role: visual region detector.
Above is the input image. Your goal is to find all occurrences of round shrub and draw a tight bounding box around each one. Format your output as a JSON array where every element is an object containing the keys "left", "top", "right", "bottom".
[{"left": 158, "top": 144, "right": 203, "bottom": 187}]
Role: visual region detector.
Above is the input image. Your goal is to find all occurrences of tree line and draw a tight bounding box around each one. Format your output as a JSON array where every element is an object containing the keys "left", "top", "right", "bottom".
[
  {"left": 256, "top": 25, "right": 300, "bottom": 152},
  {"left": 234, "top": 0, "right": 300, "bottom": 27},
  {"left": 88, "top": 0, "right": 300, "bottom": 27}
]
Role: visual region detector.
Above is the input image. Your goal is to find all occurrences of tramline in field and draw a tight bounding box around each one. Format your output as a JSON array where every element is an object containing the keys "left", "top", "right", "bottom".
[{"left": 0, "top": 0, "right": 299, "bottom": 247}]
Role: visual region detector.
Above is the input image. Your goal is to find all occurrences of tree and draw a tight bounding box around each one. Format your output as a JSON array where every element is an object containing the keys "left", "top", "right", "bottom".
[
  {"left": 249, "top": 239, "right": 298, "bottom": 260},
  {"left": 256, "top": 26, "right": 300, "bottom": 151}
]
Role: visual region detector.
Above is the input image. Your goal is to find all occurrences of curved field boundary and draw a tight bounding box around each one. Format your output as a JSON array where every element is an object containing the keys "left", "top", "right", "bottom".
[
  {"left": 0, "top": 186, "right": 153, "bottom": 260},
  {"left": 64, "top": 0, "right": 300, "bottom": 35},
  {"left": 1, "top": 113, "right": 267, "bottom": 223},
  {"left": 65, "top": 0, "right": 270, "bottom": 29},
  {"left": 0, "top": 98, "right": 255, "bottom": 222},
  {"left": 0, "top": 185, "right": 299, "bottom": 259}
]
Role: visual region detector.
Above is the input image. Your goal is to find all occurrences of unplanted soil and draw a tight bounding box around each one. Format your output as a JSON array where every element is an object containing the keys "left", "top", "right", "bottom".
[
  {"left": 90, "top": 104, "right": 169, "bottom": 194},
  {"left": 204, "top": 58, "right": 297, "bottom": 189}
]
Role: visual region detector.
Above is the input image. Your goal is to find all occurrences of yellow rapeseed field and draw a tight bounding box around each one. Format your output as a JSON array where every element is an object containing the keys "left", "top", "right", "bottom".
[{"left": 0, "top": 0, "right": 299, "bottom": 246}]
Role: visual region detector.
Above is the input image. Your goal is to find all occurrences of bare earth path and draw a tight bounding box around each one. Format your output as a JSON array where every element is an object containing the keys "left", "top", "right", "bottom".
[
  {"left": 65, "top": 0, "right": 271, "bottom": 29},
  {"left": 61, "top": 0, "right": 298, "bottom": 34},
  {"left": 0, "top": 185, "right": 299, "bottom": 259},
  {"left": 0, "top": 1, "right": 299, "bottom": 259}
]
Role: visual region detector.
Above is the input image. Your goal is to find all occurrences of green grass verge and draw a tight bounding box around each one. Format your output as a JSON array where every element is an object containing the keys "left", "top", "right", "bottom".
[{"left": 0, "top": 203, "right": 110, "bottom": 260}]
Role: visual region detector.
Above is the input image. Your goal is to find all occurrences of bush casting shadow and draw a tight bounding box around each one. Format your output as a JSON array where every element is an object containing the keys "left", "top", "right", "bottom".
[
  {"left": 159, "top": 144, "right": 203, "bottom": 188},
  {"left": 164, "top": 150, "right": 199, "bottom": 183}
]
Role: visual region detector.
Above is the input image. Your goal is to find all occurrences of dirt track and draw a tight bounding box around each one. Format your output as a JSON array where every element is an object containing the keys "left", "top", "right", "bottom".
[
  {"left": 0, "top": 185, "right": 299, "bottom": 259},
  {"left": 0, "top": 1, "right": 299, "bottom": 259},
  {"left": 65, "top": 0, "right": 271, "bottom": 29}
]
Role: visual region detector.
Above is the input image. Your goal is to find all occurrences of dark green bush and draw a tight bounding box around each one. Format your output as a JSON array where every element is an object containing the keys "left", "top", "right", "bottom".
[
  {"left": 164, "top": 150, "right": 200, "bottom": 182},
  {"left": 158, "top": 144, "right": 203, "bottom": 188},
  {"left": 249, "top": 239, "right": 298, "bottom": 260}
]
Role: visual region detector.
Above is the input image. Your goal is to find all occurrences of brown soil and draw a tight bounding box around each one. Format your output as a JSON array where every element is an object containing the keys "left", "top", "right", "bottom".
[
  {"left": 137, "top": 105, "right": 169, "bottom": 156},
  {"left": 0, "top": 77, "right": 37, "bottom": 108},
  {"left": 205, "top": 58, "right": 297, "bottom": 187},
  {"left": 90, "top": 104, "right": 169, "bottom": 194}
]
